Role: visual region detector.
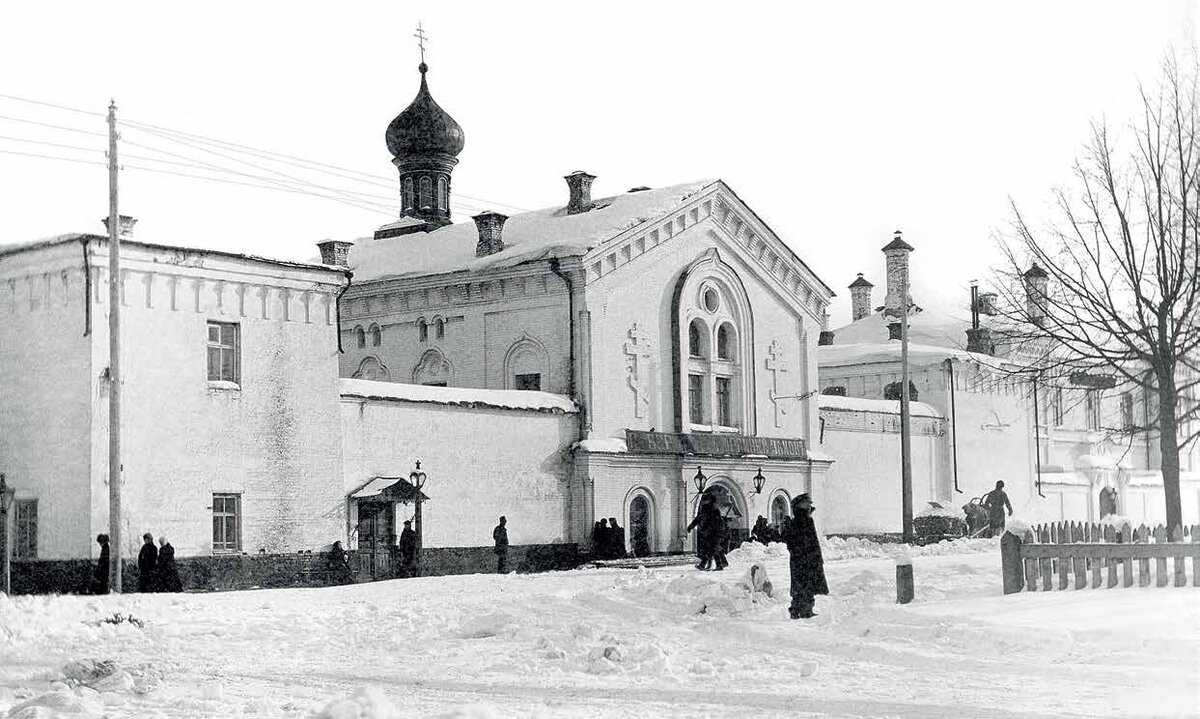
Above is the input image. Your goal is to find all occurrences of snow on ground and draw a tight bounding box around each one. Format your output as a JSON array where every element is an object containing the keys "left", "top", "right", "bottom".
[{"left": 1, "top": 538, "right": 1196, "bottom": 719}]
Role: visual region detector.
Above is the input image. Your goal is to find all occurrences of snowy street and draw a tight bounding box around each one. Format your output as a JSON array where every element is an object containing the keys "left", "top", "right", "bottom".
[{"left": 2, "top": 538, "right": 1196, "bottom": 718}]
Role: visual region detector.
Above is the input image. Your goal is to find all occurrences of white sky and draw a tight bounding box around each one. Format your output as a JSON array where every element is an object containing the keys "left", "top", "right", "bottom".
[{"left": 0, "top": 1, "right": 1193, "bottom": 325}]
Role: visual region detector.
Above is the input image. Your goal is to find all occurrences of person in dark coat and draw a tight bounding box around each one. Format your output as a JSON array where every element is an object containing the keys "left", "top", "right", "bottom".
[
  {"left": 91, "top": 534, "right": 110, "bottom": 595},
  {"left": 327, "top": 540, "right": 353, "bottom": 584},
  {"left": 783, "top": 494, "right": 828, "bottom": 619},
  {"left": 751, "top": 516, "right": 771, "bottom": 545},
  {"left": 687, "top": 494, "right": 721, "bottom": 570},
  {"left": 982, "top": 480, "right": 1013, "bottom": 537},
  {"left": 607, "top": 517, "right": 627, "bottom": 559},
  {"left": 593, "top": 519, "right": 611, "bottom": 559},
  {"left": 711, "top": 506, "right": 729, "bottom": 571},
  {"left": 137, "top": 533, "right": 158, "bottom": 593},
  {"left": 398, "top": 520, "right": 418, "bottom": 577},
  {"left": 493, "top": 516, "right": 509, "bottom": 573},
  {"left": 156, "top": 536, "right": 182, "bottom": 592}
]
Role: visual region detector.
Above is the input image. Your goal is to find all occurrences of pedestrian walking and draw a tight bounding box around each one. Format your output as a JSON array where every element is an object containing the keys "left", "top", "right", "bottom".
[
  {"left": 398, "top": 520, "right": 418, "bottom": 577},
  {"left": 90, "top": 534, "right": 110, "bottom": 595},
  {"left": 137, "top": 533, "right": 158, "bottom": 593},
  {"left": 982, "top": 480, "right": 1013, "bottom": 537},
  {"left": 687, "top": 493, "right": 721, "bottom": 570},
  {"left": 493, "top": 516, "right": 509, "bottom": 573},
  {"left": 156, "top": 536, "right": 182, "bottom": 592},
  {"left": 783, "top": 494, "right": 828, "bottom": 619}
]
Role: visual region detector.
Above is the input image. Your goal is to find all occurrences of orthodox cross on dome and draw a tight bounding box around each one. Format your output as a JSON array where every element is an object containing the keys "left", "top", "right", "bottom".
[
  {"left": 623, "top": 322, "right": 653, "bottom": 419},
  {"left": 413, "top": 22, "right": 428, "bottom": 64},
  {"left": 766, "top": 339, "right": 789, "bottom": 427}
]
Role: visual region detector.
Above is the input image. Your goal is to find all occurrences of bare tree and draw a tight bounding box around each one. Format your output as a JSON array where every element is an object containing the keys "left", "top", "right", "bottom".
[{"left": 993, "top": 56, "right": 1200, "bottom": 532}]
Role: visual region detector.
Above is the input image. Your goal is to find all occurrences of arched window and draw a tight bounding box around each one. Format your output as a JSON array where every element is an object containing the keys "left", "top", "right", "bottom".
[
  {"left": 402, "top": 178, "right": 414, "bottom": 212},
  {"left": 413, "top": 349, "right": 452, "bottom": 386},
  {"left": 716, "top": 323, "right": 734, "bottom": 360},
  {"left": 770, "top": 494, "right": 790, "bottom": 530},
  {"left": 433, "top": 317, "right": 445, "bottom": 340},
  {"left": 674, "top": 251, "right": 754, "bottom": 435},
  {"left": 437, "top": 177, "right": 448, "bottom": 212},
  {"left": 688, "top": 319, "right": 707, "bottom": 358},
  {"left": 352, "top": 356, "right": 391, "bottom": 382},
  {"left": 419, "top": 176, "right": 432, "bottom": 209},
  {"left": 417, "top": 319, "right": 428, "bottom": 343},
  {"left": 369, "top": 324, "right": 381, "bottom": 347},
  {"left": 504, "top": 334, "right": 550, "bottom": 390},
  {"left": 354, "top": 325, "right": 366, "bottom": 349}
]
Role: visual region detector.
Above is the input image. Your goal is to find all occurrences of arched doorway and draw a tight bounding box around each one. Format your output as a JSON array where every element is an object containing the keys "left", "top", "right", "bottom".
[
  {"left": 1099, "top": 486, "right": 1119, "bottom": 518},
  {"left": 702, "top": 482, "right": 747, "bottom": 547},
  {"left": 770, "top": 494, "right": 790, "bottom": 532},
  {"left": 629, "top": 495, "right": 653, "bottom": 557}
]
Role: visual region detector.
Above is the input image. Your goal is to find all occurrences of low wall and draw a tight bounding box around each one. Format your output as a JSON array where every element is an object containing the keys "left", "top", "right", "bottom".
[{"left": 8, "top": 543, "right": 581, "bottom": 595}]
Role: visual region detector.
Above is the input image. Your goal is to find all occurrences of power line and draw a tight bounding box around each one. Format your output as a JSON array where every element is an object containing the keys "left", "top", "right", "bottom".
[
  {"left": 0, "top": 134, "right": 105, "bottom": 154},
  {"left": 0, "top": 113, "right": 106, "bottom": 137},
  {"left": 0, "top": 92, "right": 106, "bottom": 118},
  {"left": 0, "top": 148, "right": 106, "bottom": 166}
]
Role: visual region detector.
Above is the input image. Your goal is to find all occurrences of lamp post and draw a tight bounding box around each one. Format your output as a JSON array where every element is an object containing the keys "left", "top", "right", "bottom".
[
  {"left": 752, "top": 467, "right": 766, "bottom": 495},
  {"left": 409, "top": 460, "right": 427, "bottom": 575},
  {"left": 693, "top": 466, "right": 708, "bottom": 496},
  {"left": 0, "top": 474, "right": 15, "bottom": 595}
]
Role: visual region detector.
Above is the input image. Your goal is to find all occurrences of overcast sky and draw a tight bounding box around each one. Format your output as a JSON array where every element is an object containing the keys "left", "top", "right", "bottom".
[{"left": 0, "top": 1, "right": 1192, "bottom": 325}]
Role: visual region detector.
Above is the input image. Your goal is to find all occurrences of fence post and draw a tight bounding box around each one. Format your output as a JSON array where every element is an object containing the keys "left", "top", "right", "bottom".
[
  {"left": 1169, "top": 525, "right": 1186, "bottom": 587},
  {"left": 1001, "top": 531, "right": 1024, "bottom": 595},
  {"left": 1038, "top": 525, "right": 1052, "bottom": 591},
  {"left": 1136, "top": 525, "right": 1151, "bottom": 587},
  {"left": 1192, "top": 525, "right": 1200, "bottom": 588},
  {"left": 1153, "top": 525, "right": 1169, "bottom": 587},
  {"left": 1072, "top": 522, "right": 1086, "bottom": 589},
  {"left": 1121, "top": 524, "right": 1134, "bottom": 587}
]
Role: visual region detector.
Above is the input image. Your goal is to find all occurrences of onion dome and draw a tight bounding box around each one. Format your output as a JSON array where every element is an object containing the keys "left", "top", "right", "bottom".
[{"left": 385, "top": 63, "right": 465, "bottom": 159}]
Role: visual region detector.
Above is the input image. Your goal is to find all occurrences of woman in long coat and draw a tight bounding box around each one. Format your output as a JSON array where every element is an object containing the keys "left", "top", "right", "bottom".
[
  {"left": 783, "top": 493, "right": 828, "bottom": 619},
  {"left": 687, "top": 494, "right": 721, "bottom": 570},
  {"left": 156, "top": 536, "right": 183, "bottom": 592}
]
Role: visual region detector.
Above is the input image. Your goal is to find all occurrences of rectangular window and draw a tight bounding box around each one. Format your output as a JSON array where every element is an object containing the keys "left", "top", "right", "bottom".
[
  {"left": 1121, "top": 392, "right": 1134, "bottom": 430},
  {"left": 1085, "top": 390, "right": 1101, "bottom": 431},
  {"left": 515, "top": 373, "right": 541, "bottom": 391},
  {"left": 206, "top": 321, "right": 240, "bottom": 384},
  {"left": 716, "top": 377, "right": 732, "bottom": 426},
  {"left": 14, "top": 499, "right": 37, "bottom": 559},
  {"left": 212, "top": 493, "right": 241, "bottom": 552},
  {"left": 1053, "top": 388, "right": 1064, "bottom": 427},
  {"left": 688, "top": 374, "right": 704, "bottom": 424}
]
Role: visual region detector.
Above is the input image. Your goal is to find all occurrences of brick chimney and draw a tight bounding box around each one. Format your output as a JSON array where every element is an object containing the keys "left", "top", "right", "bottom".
[
  {"left": 565, "top": 171, "right": 596, "bottom": 215},
  {"left": 848, "top": 273, "right": 874, "bottom": 321},
  {"left": 101, "top": 215, "right": 137, "bottom": 238},
  {"left": 818, "top": 311, "right": 835, "bottom": 346},
  {"left": 966, "top": 327, "right": 994, "bottom": 355},
  {"left": 317, "top": 240, "right": 354, "bottom": 267},
  {"left": 881, "top": 230, "right": 914, "bottom": 319},
  {"left": 1023, "top": 263, "right": 1049, "bottom": 326},
  {"left": 473, "top": 211, "right": 508, "bottom": 257}
]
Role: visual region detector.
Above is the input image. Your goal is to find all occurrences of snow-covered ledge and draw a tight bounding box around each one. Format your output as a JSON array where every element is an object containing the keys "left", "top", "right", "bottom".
[{"left": 339, "top": 378, "right": 578, "bottom": 414}]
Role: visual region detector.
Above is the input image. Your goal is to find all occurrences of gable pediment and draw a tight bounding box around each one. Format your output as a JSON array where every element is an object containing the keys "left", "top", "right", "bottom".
[{"left": 579, "top": 183, "right": 834, "bottom": 321}]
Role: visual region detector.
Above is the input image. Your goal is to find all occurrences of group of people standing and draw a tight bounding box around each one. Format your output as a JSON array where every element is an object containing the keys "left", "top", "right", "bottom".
[
  {"left": 591, "top": 517, "right": 628, "bottom": 560},
  {"left": 686, "top": 493, "right": 730, "bottom": 571},
  {"left": 89, "top": 531, "right": 182, "bottom": 594}
]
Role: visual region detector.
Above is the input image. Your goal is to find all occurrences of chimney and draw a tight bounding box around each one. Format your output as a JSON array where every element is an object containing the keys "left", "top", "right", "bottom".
[
  {"left": 565, "top": 171, "right": 596, "bottom": 215},
  {"left": 101, "top": 214, "right": 137, "bottom": 238},
  {"left": 848, "top": 273, "right": 875, "bottom": 321},
  {"left": 1023, "top": 263, "right": 1049, "bottom": 326},
  {"left": 317, "top": 240, "right": 354, "bottom": 267},
  {"left": 888, "top": 321, "right": 902, "bottom": 340},
  {"left": 473, "top": 211, "right": 508, "bottom": 257},
  {"left": 818, "top": 311, "right": 835, "bottom": 346},
  {"left": 966, "top": 327, "right": 994, "bottom": 355},
  {"left": 881, "top": 230, "right": 914, "bottom": 318}
]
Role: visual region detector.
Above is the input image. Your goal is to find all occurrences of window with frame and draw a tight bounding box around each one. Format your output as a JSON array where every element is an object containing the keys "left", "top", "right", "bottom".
[
  {"left": 716, "top": 324, "right": 734, "bottom": 360},
  {"left": 688, "top": 374, "right": 705, "bottom": 424},
  {"left": 417, "top": 319, "right": 428, "bottom": 342},
  {"left": 206, "top": 322, "right": 240, "bottom": 384},
  {"left": 434, "top": 318, "right": 445, "bottom": 340},
  {"left": 515, "top": 373, "right": 541, "bottom": 391},
  {"left": 354, "top": 326, "right": 366, "bottom": 349},
  {"left": 369, "top": 324, "right": 381, "bottom": 347},
  {"left": 14, "top": 499, "right": 37, "bottom": 559},
  {"left": 688, "top": 320, "right": 705, "bottom": 358},
  {"left": 419, "top": 176, "right": 432, "bottom": 209},
  {"left": 715, "top": 377, "right": 732, "bottom": 427},
  {"left": 437, "top": 177, "right": 448, "bottom": 212},
  {"left": 1086, "top": 390, "right": 1101, "bottom": 430},
  {"left": 403, "top": 178, "right": 414, "bottom": 211},
  {"left": 212, "top": 493, "right": 241, "bottom": 552}
]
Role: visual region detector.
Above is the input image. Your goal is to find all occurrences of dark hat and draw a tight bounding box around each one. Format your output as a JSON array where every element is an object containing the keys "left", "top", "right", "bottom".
[
  {"left": 793, "top": 493, "right": 814, "bottom": 508},
  {"left": 403, "top": 520, "right": 412, "bottom": 526}
]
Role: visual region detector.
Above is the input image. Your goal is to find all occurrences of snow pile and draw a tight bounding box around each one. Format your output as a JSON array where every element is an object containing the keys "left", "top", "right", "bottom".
[
  {"left": 313, "top": 687, "right": 403, "bottom": 719},
  {"left": 818, "top": 393, "right": 943, "bottom": 418},
  {"left": 915, "top": 501, "right": 966, "bottom": 519},
  {"left": 339, "top": 378, "right": 577, "bottom": 414}
]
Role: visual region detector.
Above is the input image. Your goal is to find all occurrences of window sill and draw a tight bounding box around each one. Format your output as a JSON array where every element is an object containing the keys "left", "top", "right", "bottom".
[{"left": 207, "top": 380, "right": 241, "bottom": 392}]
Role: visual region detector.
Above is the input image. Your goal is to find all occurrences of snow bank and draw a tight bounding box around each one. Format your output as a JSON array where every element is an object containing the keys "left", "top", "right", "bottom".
[
  {"left": 818, "top": 393, "right": 942, "bottom": 418},
  {"left": 339, "top": 378, "right": 577, "bottom": 413},
  {"left": 915, "top": 501, "right": 966, "bottom": 519}
]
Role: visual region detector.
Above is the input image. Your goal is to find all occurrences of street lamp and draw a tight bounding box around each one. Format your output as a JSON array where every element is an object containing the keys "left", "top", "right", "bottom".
[
  {"left": 0, "top": 474, "right": 15, "bottom": 595},
  {"left": 409, "top": 460, "right": 427, "bottom": 574},
  {"left": 692, "top": 466, "right": 708, "bottom": 494},
  {"left": 752, "top": 467, "right": 766, "bottom": 495}
]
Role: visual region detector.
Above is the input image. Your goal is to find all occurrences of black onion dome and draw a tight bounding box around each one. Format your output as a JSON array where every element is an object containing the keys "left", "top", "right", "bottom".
[{"left": 385, "top": 63, "right": 465, "bottom": 158}]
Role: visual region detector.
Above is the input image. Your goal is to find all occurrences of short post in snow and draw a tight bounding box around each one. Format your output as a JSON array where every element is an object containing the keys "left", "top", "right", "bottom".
[
  {"left": 1000, "top": 530, "right": 1023, "bottom": 595},
  {"left": 895, "top": 550, "right": 914, "bottom": 604}
]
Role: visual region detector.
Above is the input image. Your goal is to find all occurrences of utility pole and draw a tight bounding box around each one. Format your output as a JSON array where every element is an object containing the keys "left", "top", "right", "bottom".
[
  {"left": 884, "top": 230, "right": 915, "bottom": 544},
  {"left": 106, "top": 100, "right": 123, "bottom": 593}
]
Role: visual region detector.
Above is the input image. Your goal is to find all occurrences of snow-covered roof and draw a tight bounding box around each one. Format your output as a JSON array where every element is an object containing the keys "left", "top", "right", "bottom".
[
  {"left": 818, "top": 341, "right": 1012, "bottom": 371},
  {"left": 339, "top": 378, "right": 577, "bottom": 414},
  {"left": 818, "top": 394, "right": 943, "bottom": 418},
  {"left": 829, "top": 308, "right": 971, "bottom": 348},
  {"left": 343, "top": 180, "right": 717, "bottom": 282}
]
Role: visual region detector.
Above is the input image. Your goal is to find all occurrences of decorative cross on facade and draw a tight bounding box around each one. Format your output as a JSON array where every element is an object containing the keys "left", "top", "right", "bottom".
[
  {"left": 414, "top": 22, "right": 428, "bottom": 64},
  {"left": 623, "top": 322, "right": 653, "bottom": 419},
  {"left": 766, "top": 339, "right": 789, "bottom": 427}
]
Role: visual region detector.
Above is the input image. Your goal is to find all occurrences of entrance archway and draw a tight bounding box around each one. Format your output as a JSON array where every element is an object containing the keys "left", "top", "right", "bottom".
[
  {"left": 629, "top": 494, "right": 653, "bottom": 557},
  {"left": 770, "top": 494, "right": 790, "bottom": 532}
]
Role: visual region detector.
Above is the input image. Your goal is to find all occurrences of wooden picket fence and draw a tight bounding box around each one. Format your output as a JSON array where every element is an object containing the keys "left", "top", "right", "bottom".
[{"left": 1001, "top": 521, "right": 1200, "bottom": 595}]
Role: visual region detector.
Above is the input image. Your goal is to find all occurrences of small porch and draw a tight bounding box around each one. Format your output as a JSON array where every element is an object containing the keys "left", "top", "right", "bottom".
[{"left": 347, "top": 475, "right": 429, "bottom": 581}]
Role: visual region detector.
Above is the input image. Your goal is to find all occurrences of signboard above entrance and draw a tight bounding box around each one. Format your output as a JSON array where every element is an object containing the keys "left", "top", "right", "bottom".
[{"left": 624, "top": 430, "right": 807, "bottom": 460}]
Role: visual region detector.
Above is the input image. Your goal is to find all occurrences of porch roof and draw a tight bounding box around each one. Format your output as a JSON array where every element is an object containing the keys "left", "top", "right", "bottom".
[{"left": 349, "top": 476, "right": 430, "bottom": 503}]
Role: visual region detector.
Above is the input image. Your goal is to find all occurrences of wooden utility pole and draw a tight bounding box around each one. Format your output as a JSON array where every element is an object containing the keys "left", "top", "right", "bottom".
[{"left": 106, "top": 100, "right": 123, "bottom": 593}]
